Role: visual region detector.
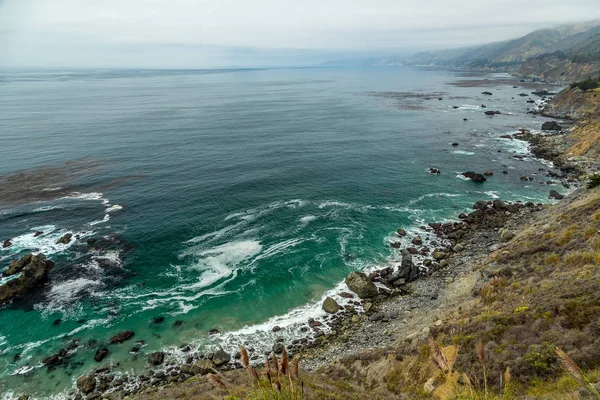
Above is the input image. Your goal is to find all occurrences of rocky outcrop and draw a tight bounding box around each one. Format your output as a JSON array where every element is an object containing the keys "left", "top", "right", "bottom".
[
  {"left": 56, "top": 233, "right": 73, "bottom": 245},
  {"left": 2, "top": 254, "right": 33, "bottom": 277},
  {"left": 345, "top": 271, "right": 378, "bottom": 299},
  {"left": 211, "top": 348, "right": 231, "bottom": 366},
  {"left": 462, "top": 172, "right": 487, "bottom": 182},
  {"left": 549, "top": 190, "right": 565, "bottom": 200},
  {"left": 0, "top": 254, "right": 54, "bottom": 304},
  {"left": 2, "top": 239, "right": 11, "bottom": 248},
  {"left": 397, "top": 249, "right": 419, "bottom": 283}
]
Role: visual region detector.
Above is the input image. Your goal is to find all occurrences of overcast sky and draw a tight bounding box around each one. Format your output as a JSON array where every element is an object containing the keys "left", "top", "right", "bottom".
[{"left": 1, "top": 0, "right": 599, "bottom": 68}]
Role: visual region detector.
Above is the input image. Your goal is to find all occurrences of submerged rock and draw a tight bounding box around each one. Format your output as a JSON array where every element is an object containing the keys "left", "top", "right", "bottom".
[
  {"left": 0, "top": 254, "right": 54, "bottom": 304},
  {"left": 110, "top": 331, "right": 135, "bottom": 344},
  {"left": 344, "top": 271, "right": 378, "bottom": 299},
  {"left": 94, "top": 348, "right": 109, "bottom": 362},
  {"left": 322, "top": 297, "right": 341, "bottom": 314}
]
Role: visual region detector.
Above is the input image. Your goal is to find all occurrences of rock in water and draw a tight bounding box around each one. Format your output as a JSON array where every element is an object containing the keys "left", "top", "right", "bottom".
[
  {"left": 110, "top": 331, "right": 135, "bottom": 344},
  {"left": 2, "top": 239, "right": 12, "bottom": 248},
  {"left": 2, "top": 254, "right": 33, "bottom": 277},
  {"left": 484, "top": 170, "right": 493, "bottom": 176},
  {"left": 462, "top": 172, "right": 486, "bottom": 183},
  {"left": 322, "top": 297, "right": 341, "bottom": 314},
  {"left": 56, "top": 233, "right": 73, "bottom": 245},
  {"left": 481, "top": 91, "right": 493, "bottom": 95},
  {"left": 94, "top": 348, "right": 109, "bottom": 362},
  {"left": 148, "top": 351, "right": 165, "bottom": 365},
  {"left": 345, "top": 271, "right": 378, "bottom": 299},
  {"left": 549, "top": 190, "right": 564, "bottom": 200},
  {"left": 76, "top": 375, "right": 96, "bottom": 394},
  {"left": 542, "top": 121, "right": 562, "bottom": 131},
  {"left": 0, "top": 254, "right": 54, "bottom": 304},
  {"left": 212, "top": 348, "right": 231, "bottom": 366}
]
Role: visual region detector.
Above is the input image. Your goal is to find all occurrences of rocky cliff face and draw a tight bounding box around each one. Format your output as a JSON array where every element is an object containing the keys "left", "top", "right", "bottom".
[{"left": 542, "top": 86, "right": 600, "bottom": 161}]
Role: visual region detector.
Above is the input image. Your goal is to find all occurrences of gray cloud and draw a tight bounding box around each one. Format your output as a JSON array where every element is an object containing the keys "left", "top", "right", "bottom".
[{"left": 1, "top": 0, "right": 599, "bottom": 67}]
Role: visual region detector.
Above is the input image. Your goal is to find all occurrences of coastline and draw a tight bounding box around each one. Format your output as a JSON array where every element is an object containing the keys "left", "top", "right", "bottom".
[{"left": 63, "top": 75, "right": 600, "bottom": 400}]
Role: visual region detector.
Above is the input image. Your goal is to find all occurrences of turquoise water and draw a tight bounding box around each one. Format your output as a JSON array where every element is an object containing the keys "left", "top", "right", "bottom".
[{"left": 0, "top": 67, "right": 559, "bottom": 398}]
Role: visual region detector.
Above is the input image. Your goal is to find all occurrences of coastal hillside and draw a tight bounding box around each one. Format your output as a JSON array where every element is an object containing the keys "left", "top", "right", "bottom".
[
  {"left": 366, "top": 21, "right": 600, "bottom": 81},
  {"left": 543, "top": 83, "right": 600, "bottom": 160}
]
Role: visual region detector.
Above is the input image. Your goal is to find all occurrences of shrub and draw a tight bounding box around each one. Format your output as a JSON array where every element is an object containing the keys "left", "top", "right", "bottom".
[
  {"left": 588, "top": 174, "right": 600, "bottom": 189},
  {"left": 571, "top": 77, "right": 600, "bottom": 92}
]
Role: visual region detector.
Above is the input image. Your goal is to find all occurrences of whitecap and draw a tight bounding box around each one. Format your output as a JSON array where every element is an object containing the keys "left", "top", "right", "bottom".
[
  {"left": 105, "top": 204, "right": 123, "bottom": 213},
  {"left": 88, "top": 214, "right": 110, "bottom": 226},
  {"left": 39, "top": 278, "right": 102, "bottom": 313},
  {"left": 299, "top": 215, "right": 317, "bottom": 224},
  {"left": 453, "top": 150, "right": 475, "bottom": 155},
  {"left": 455, "top": 174, "right": 471, "bottom": 181}
]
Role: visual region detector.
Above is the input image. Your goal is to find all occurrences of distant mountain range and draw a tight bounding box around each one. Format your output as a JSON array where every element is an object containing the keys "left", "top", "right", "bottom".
[{"left": 326, "top": 21, "right": 600, "bottom": 82}]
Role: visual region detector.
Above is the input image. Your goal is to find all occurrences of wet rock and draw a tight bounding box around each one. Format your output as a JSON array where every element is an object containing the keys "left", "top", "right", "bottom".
[
  {"left": 344, "top": 271, "right": 378, "bottom": 299},
  {"left": 86, "top": 238, "right": 96, "bottom": 245},
  {"left": 396, "top": 249, "right": 419, "bottom": 283},
  {"left": 322, "top": 297, "right": 341, "bottom": 314},
  {"left": 396, "top": 228, "right": 407, "bottom": 237},
  {"left": 542, "top": 121, "right": 562, "bottom": 131},
  {"left": 273, "top": 343, "right": 284, "bottom": 354},
  {"left": 429, "top": 168, "right": 441, "bottom": 174},
  {"left": 503, "top": 170, "right": 509, "bottom": 174},
  {"left": 484, "top": 170, "right": 493, "bottom": 176},
  {"left": 0, "top": 254, "right": 54, "bottom": 304},
  {"left": 94, "top": 348, "right": 109, "bottom": 362},
  {"left": 308, "top": 318, "right": 322, "bottom": 328},
  {"left": 2, "top": 239, "right": 12, "bottom": 248},
  {"left": 481, "top": 91, "right": 492, "bottom": 95},
  {"left": 42, "top": 354, "right": 60, "bottom": 366},
  {"left": 151, "top": 316, "right": 165, "bottom": 324},
  {"left": 148, "top": 352, "right": 165, "bottom": 366},
  {"left": 56, "top": 233, "right": 73, "bottom": 245},
  {"left": 390, "top": 242, "right": 402, "bottom": 248},
  {"left": 473, "top": 200, "right": 489, "bottom": 211},
  {"left": 462, "top": 172, "right": 486, "bottom": 183},
  {"left": 272, "top": 326, "right": 282, "bottom": 332},
  {"left": 2, "top": 254, "right": 32, "bottom": 277},
  {"left": 549, "top": 190, "right": 564, "bottom": 200},
  {"left": 208, "top": 328, "right": 219, "bottom": 336},
  {"left": 110, "top": 331, "right": 135, "bottom": 344},
  {"left": 411, "top": 237, "right": 423, "bottom": 245},
  {"left": 451, "top": 142, "right": 459, "bottom": 147},
  {"left": 212, "top": 348, "right": 231, "bottom": 366},
  {"left": 339, "top": 292, "right": 354, "bottom": 299},
  {"left": 76, "top": 375, "right": 96, "bottom": 394}
]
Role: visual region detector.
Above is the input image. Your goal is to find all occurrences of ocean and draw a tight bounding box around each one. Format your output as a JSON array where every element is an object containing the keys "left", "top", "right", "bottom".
[{"left": 0, "top": 67, "right": 561, "bottom": 398}]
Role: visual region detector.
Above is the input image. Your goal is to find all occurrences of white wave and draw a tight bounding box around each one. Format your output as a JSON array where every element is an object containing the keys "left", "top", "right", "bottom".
[
  {"left": 484, "top": 191, "right": 500, "bottom": 199},
  {"left": 88, "top": 214, "right": 110, "bottom": 226},
  {"left": 0, "top": 226, "right": 87, "bottom": 255},
  {"left": 63, "top": 192, "right": 104, "bottom": 201},
  {"left": 39, "top": 278, "right": 102, "bottom": 313},
  {"left": 251, "top": 238, "right": 304, "bottom": 265},
  {"left": 299, "top": 215, "right": 317, "bottom": 224},
  {"left": 455, "top": 174, "right": 471, "bottom": 181},
  {"left": 453, "top": 150, "right": 475, "bottom": 155},
  {"left": 181, "top": 240, "right": 262, "bottom": 290},
  {"left": 318, "top": 200, "right": 352, "bottom": 209},
  {"left": 408, "top": 192, "right": 463, "bottom": 206},
  {"left": 106, "top": 204, "right": 123, "bottom": 213},
  {"left": 92, "top": 250, "right": 123, "bottom": 267},
  {"left": 31, "top": 205, "right": 64, "bottom": 213}
]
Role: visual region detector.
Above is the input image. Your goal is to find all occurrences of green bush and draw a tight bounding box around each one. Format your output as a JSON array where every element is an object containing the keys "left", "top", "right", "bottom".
[
  {"left": 571, "top": 77, "right": 600, "bottom": 92},
  {"left": 588, "top": 174, "right": 600, "bottom": 189}
]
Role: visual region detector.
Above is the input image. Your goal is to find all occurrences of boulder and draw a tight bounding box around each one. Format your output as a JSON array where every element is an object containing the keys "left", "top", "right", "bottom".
[
  {"left": 2, "top": 239, "right": 12, "bottom": 248},
  {"left": 76, "top": 375, "right": 96, "bottom": 394},
  {"left": 484, "top": 110, "right": 495, "bottom": 115},
  {"left": 549, "top": 190, "right": 564, "bottom": 200},
  {"left": 473, "top": 200, "right": 489, "bottom": 211},
  {"left": 56, "top": 233, "right": 73, "bottom": 245},
  {"left": 481, "top": 91, "right": 493, "bottom": 95},
  {"left": 429, "top": 168, "right": 441, "bottom": 174},
  {"left": 344, "top": 271, "right": 378, "bottom": 299},
  {"left": 0, "top": 254, "right": 54, "bottom": 304},
  {"left": 432, "top": 250, "right": 446, "bottom": 260},
  {"left": 484, "top": 170, "right": 493, "bottom": 176},
  {"left": 396, "top": 249, "right": 419, "bottom": 283},
  {"left": 190, "top": 359, "right": 215, "bottom": 375},
  {"left": 94, "top": 348, "right": 109, "bottom": 362},
  {"left": 411, "top": 237, "right": 423, "bottom": 246},
  {"left": 396, "top": 228, "right": 407, "bottom": 237},
  {"left": 451, "top": 143, "right": 459, "bottom": 147},
  {"left": 212, "top": 348, "right": 231, "bottom": 366},
  {"left": 109, "top": 331, "right": 135, "bottom": 344},
  {"left": 148, "top": 351, "right": 165, "bottom": 366},
  {"left": 273, "top": 343, "right": 284, "bottom": 354},
  {"left": 542, "top": 121, "right": 562, "bottom": 131},
  {"left": 462, "top": 172, "right": 486, "bottom": 183},
  {"left": 322, "top": 297, "right": 341, "bottom": 314}
]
